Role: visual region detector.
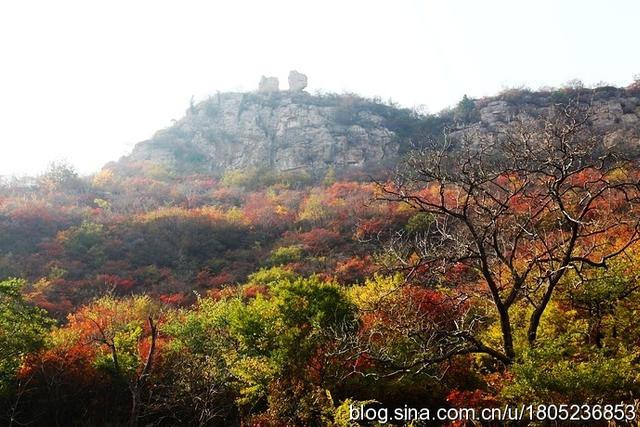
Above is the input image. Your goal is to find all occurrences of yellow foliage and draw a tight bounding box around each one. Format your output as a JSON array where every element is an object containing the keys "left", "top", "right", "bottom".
[
  {"left": 348, "top": 274, "right": 404, "bottom": 311},
  {"left": 298, "top": 194, "right": 329, "bottom": 224},
  {"left": 136, "top": 206, "right": 227, "bottom": 223},
  {"left": 92, "top": 169, "right": 115, "bottom": 187},
  {"left": 225, "top": 206, "right": 246, "bottom": 224}
]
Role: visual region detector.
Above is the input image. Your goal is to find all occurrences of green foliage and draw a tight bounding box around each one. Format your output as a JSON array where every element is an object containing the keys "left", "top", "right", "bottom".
[
  {"left": 565, "top": 257, "right": 638, "bottom": 310},
  {"left": 268, "top": 245, "right": 304, "bottom": 265},
  {"left": 270, "top": 275, "right": 355, "bottom": 335},
  {"left": 327, "top": 93, "right": 448, "bottom": 154},
  {"left": 58, "top": 221, "right": 106, "bottom": 268},
  {"left": 323, "top": 166, "right": 337, "bottom": 186},
  {"left": 502, "top": 341, "right": 640, "bottom": 404},
  {"left": 222, "top": 167, "right": 312, "bottom": 190},
  {"left": 165, "top": 273, "right": 355, "bottom": 414},
  {"left": 500, "top": 285, "right": 640, "bottom": 404},
  {"left": 145, "top": 164, "right": 175, "bottom": 180},
  {"left": 59, "top": 221, "right": 104, "bottom": 255},
  {"left": 454, "top": 94, "right": 477, "bottom": 123},
  {"left": 247, "top": 266, "right": 296, "bottom": 286},
  {"left": 0, "top": 278, "right": 52, "bottom": 395},
  {"left": 3, "top": 90, "right": 640, "bottom": 424},
  {"left": 550, "top": 90, "right": 571, "bottom": 105},
  {"left": 38, "top": 161, "right": 84, "bottom": 193},
  {"left": 298, "top": 193, "right": 330, "bottom": 225},
  {"left": 230, "top": 274, "right": 354, "bottom": 372},
  {"left": 156, "top": 311, "right": 237, "bottom": 423},
  {"left": 404, "top": 212, "right": 434, "bottom": 234},
  {"left": 94, "top": 322, "right": 144, "bottom": 377}
]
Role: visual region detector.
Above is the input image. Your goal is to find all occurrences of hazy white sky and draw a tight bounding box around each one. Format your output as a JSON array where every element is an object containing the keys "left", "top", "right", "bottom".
[{"left": 1, "top": 0, "right": 638, "bottom": 176}]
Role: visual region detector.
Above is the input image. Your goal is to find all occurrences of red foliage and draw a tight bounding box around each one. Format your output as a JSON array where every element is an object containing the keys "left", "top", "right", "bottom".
[
  {"left": 298, "top": 228, "right": 341, "bottom": 253},
  {"left": 325, "top": 181, "right": 372, "bottom": 199},
  {"left": 194, "top": 270, "right": 234, "bottom": 288},
  {"left": 20, "top": 343, "right": 100, "bottom": 389},
  {"left": 401, "top": 286, "right": 465, "bottom": 324},
  {"left": 194, "top": 270, "right": 213, "bottom": 288},
  {"left": 335, "top": 256, "right": 374, "bottom": 283},
  {"left": 38, "top": 240, "right": 65, "bottom": 257},
  {"left": 354, "top": 218, "right": 386, "bottom": 239},
  {"left": 446, "top": 389, "right": 499, "bottom": 408},
  {"left": 211, "top": 186, "right": 245, "bottom": 206},
  {"left": 442, "top": 262, "right": 474, "bottom": 285},
  {"left": 210, "top": 272, "right": 234, "bottom": 287},
  {"left": 353, "top": 352, "right": 375, "bottom": 370},
  {"left": 243, "top": 284, "right": 269, "bottom": 299},
  {"left": 96, "top": 274, "right": 136, "bottom": 292},
  {"left": 243, "top": 192, "right": 292, "bottom": 229},
  {"left": 159, "top": 293, "right": 186, "bottom": 305}
]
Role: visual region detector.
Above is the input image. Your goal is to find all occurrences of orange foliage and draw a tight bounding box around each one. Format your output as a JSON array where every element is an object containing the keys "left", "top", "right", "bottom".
[
  {"left": 159, "top": 293, "right": 186, "bottom": 305},
  {"left": 243, "top": 284, "right": 269, "bottom": 299},
  {"left": 335, "top": 256, "right": 374, "bottom": 283},
  {"left": 298, "top": 228, "right": 341, "bottom": 253}
]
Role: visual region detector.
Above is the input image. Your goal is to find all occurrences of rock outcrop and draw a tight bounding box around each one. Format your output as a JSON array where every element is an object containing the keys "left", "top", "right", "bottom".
[
  {"left": 457, "top": 87, "right": 640, "bottom": 150},
  {"left": 114, "top": 91, "right": 405, "bottom": 176},
  {"left": 109, "top": 84, "right": 640, "bottom": 178},
  {"left": 288, "top": 70, "right": 307, "bottom": 92},
  {"left": 258, "top": 76, "right": 279, "bottom": 93}
]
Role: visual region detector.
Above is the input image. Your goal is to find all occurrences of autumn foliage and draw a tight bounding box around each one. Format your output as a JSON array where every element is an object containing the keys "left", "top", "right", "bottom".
[{"left": 2, "top": 104, "right": 640, "bottom": 425}]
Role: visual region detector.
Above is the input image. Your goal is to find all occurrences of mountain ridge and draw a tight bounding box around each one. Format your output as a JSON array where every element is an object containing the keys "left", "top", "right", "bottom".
[{"left": 107, "top": 80, "right": 640, "bottom": 179}]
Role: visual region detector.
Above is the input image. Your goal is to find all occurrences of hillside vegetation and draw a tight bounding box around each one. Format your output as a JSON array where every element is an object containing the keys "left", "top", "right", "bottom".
[{"left": 1, "top": 83, "right": 640, "bottom": 426}]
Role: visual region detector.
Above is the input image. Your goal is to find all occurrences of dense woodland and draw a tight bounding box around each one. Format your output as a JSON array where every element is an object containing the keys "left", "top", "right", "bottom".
[{"left": 2, "top": 92, "right": 640, "bottom": 426}]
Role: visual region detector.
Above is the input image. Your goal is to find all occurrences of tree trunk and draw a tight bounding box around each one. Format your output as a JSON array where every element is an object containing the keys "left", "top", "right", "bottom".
[
  {"left": 129, "top": 317, "right": 157, "bottom": 427},
  {"left": 497, "top": 305, "right": 515, "bottom": 363}
]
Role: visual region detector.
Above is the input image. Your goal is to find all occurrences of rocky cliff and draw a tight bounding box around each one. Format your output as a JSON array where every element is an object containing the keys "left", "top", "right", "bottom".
[
  {"left": 111, "top": 89, "right": 421, "bottom": 177},
  {"left": 465, "top": 86, "right": 640, "bottom": 149},
  {"left": 109, "top": 80, "right": 640, "bottom": 178}
]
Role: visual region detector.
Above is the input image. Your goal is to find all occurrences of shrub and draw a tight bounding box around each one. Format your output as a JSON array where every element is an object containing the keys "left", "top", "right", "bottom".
[{"left": 268, "top": 245, "right": 304, "bottom": 266}]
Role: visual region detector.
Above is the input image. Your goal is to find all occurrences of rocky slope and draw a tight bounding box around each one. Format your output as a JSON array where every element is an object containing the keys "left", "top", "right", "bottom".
[
  {"left": 111, "top": 88, "right": 421, "bottom": 177},
  {"left": 467, "top": 86, "right": 640, "bottom": 149},
  {"left": 109, "top": 78, "right": 640, "bottom": 178}
]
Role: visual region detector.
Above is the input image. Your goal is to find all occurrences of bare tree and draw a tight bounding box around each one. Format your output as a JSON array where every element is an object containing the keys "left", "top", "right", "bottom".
[{"left": 376, "top": 102, "right": 640, "bottom": 366}]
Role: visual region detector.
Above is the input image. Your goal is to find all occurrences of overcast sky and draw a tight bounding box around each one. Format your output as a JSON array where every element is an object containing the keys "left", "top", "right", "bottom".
[{"left": 1, "top": 0, "right": 638, "bottom": 176}]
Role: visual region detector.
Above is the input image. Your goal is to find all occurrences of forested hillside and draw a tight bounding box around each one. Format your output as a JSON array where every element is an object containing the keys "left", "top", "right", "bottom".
[{"left": 1, "top": 82, "right": 640, "bottom": 426}]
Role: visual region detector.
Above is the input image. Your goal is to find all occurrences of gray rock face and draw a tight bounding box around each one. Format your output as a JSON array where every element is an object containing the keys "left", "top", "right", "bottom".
[
  {"left": 111, "top": 86, "right": 640, "bottom": 178},
  {"left": 288, "top": 70, "right": 307, "bottom": 92},
  {"left": 258, "top": 76, "right": 279, "bottom": 93},
  {"left": 120, "top": 92, "right": 399, "bottom": 175},
  {"left": 479, "top": 100, "right": 511, "bottom": 125},
  {"left": 469, "top": 89, "right": 640, "bottom": 152}
]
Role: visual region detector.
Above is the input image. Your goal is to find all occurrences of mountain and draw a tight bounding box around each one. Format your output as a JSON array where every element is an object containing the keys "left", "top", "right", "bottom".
[
  {"left": 108, "top": 75, "right": 640, "bottom": 179},
  {"left": 457, "top": 85, "right": 640, "bottom": 148},
  {"left": 109, "top": 72, "right": 434, "bottom": 179}
]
